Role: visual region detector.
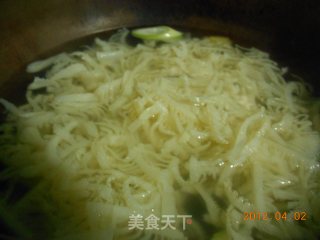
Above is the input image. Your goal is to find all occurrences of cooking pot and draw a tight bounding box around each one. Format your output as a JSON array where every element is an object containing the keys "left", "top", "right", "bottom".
[
  {"left": 0, "top": 0, "right": 319, "bottom": 238},
  {"left": 0, "top": 0, "right": 319, "bottom": 103}
]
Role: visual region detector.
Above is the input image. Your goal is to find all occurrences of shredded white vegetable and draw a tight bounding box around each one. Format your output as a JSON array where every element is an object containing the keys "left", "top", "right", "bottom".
[{"left": 0, "top": 29, "right": 319, "bottom": 240}]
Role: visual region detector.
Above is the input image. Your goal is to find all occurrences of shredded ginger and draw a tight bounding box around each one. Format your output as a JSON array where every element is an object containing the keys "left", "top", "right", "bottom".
[{"left": 0, "top": 29, "right": 319, "bottom": 240}]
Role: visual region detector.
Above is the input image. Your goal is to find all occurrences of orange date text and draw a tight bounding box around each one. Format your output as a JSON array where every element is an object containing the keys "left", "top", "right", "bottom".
[{"left": 243, "top": 211, "right": 307, "bottom": 221}]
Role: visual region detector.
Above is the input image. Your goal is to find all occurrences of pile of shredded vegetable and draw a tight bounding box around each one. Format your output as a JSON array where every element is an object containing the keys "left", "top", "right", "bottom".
[{"left": 0, "top": 29, "right": 319, "bottom": 240}]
